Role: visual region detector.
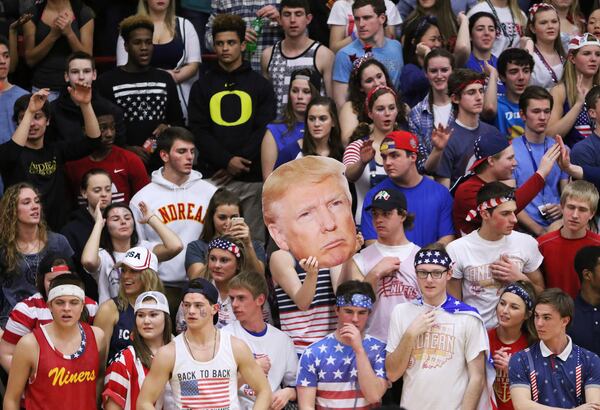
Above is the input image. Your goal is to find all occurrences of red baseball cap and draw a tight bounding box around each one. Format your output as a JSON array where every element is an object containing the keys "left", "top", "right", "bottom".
[{"left": 380, "top": 131, "right": 419, "bottom": 154}]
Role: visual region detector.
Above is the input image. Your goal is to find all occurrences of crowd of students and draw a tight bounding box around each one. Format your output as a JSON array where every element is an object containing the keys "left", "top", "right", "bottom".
[{"left": 2, "top": 0, "right": 600, "bottom": 408}]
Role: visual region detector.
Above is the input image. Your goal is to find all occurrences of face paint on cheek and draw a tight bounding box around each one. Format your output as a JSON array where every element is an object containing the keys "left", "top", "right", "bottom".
[{"left": 199, "top": 307, "right": 208, "bottom": 318}]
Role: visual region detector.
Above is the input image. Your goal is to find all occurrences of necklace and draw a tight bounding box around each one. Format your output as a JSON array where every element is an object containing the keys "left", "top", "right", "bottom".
[
  {"left": 533, "top": 46, "right": 564, "bottom": 85},
  {"left": 183, "top": 329, "right": 218, "bottom": 362}
]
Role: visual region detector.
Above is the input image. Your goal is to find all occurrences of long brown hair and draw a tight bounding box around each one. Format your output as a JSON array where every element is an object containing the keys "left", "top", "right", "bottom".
[
  {"left": 131, "top": 296, "right": 172, "bottom": 369},
  {"left": 277, "top": 68, "right": 319, "bottom": 133},
  {"left": 350, "top": 87, "right": 408, "bottom": 142},
  {"left": 116, "top": 267, "right": 165, "bottom": 312},
  {"left": 403, "top": 0, "right": 457, "bottom": 47},
  {"left": 525, "top": 4, "right": 565, "bottom": 58},
  {"left": 348, "top": 59, "right": 393, "bottom": 121},
  {"left": 0, "top": 183, "right": 48, "bottom": 274},
  {"left": 302, "top": 96, "right": 344, "bottom": 162}
]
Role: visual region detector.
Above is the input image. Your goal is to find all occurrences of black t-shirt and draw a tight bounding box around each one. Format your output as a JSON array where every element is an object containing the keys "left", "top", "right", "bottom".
[{"left": 0, "top": 137, "right": 102, "bottom": 230}]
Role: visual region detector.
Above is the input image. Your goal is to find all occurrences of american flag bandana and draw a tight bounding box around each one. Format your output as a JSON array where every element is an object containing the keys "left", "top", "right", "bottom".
[
  {"left": 465, "top": 194, "right": 515, "bottom": 222},
  {"left": 208, "top": 238, "right": 241, "bottom": 258}
]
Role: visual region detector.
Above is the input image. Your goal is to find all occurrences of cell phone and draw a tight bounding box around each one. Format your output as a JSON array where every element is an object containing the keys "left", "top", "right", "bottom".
[
  {"left": 231, "top": 217, "right": 244, "bottom": 225},
  {"left": 538, "top": 204, "right": 547, "bottom": 217}
]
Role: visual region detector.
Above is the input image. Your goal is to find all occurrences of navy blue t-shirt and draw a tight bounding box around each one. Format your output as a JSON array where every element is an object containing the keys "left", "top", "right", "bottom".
[{"left": 569, "top": 294, "right": 600, "bottom": 357}]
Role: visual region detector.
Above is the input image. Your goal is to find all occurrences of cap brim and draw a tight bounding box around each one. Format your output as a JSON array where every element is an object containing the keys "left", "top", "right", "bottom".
[
  {"left": 469, "top": 157, "right": 487, "bottom": 172},
  {"left": 366, "top": 202, "right": 401, "bottom": 211}
]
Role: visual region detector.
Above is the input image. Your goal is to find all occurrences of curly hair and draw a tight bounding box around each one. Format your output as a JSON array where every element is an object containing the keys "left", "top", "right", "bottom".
[
  {"left": 0, "top": 183, "right": 48, "bottom": 275},
  {"left": 348, "top": 59, "right": 393, "bottom": 121},
  {"left": 119, "top": 14, "right": 154, "bottom": 42},
  {"left": 213, "top": 14, "right": 246, "bottom": 42}
]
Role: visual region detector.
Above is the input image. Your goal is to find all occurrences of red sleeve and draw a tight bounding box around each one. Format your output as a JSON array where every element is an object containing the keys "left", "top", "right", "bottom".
[
  {"left": 452, "top": 177, "right": 482, "bottom": 235},
  {"left": 125, "top": 150, "right": 150, "bottom": 197},
  {"left": 514, "top": 173, "right": 544, "bottom": 214}
]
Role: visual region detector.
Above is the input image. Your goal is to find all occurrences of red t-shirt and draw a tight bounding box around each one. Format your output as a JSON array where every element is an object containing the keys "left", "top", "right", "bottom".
[
  {"left": 538, "top": 229, "right": 600, "bottom": 298},
  {"left": 453, "top": 173, "right": 545, "bottom": 235},
  {"left": 64, "top": 146, "right": 149, "bottom": 204},
  {"left": 25, "top": 323, "right": 99, "bottom": 410},
  {"left": 488, "top": 327, "right": 529, "bottom": 410}
]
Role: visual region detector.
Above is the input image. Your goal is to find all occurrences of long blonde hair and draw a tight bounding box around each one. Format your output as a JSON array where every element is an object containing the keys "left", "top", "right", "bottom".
[
  {"left": 478, "top": 0, "right": 525, "bottom": 27},
  {"left": 0, "top": 183, "right": 48, "bottom": 274},
  {"left": 562, "top": 48, "right": 600, "bottom": 107},
  {"left": 137, "top": 0, "right": 177, "bottom": 36},
  {"left": 116, "top": 268, "right": 165, "bottom": 312}
]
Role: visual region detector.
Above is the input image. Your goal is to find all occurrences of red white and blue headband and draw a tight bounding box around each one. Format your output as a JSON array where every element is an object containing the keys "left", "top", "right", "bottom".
[
  {"left": 528, "top": 3, "right": 555, "bottom": 18},
  {"left": 414, "top": 248, "right": 452, "bottom": 269},
  {"left": 208, "top": 238, "right": 241, "bottom": 258},
  {"left": 465, "top": 194, "right": 515, "bottom": 222},
  {"left": 336, "top": 293, "right": 373, "bottom": 309}
]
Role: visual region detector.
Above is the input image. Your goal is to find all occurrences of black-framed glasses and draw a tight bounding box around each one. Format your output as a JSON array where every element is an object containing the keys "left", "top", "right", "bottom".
[{"left": 415, "top": 269, "right": 447, "bottom": 279}]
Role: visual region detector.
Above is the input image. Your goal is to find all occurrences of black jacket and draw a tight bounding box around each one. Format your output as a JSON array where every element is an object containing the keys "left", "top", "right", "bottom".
[{"left": 189, "top": 60, "right": 276, "bottom": 182}]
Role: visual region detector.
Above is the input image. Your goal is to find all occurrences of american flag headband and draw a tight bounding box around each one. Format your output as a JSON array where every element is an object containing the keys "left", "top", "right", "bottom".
[
  {"left": 336, "top": 293, "right": 373, "bottom": 309},
  {"left": 349, "top": 45, "right": 374, "bottom": 73},
  {"left": 503, "top": 283, "right": 533, "bottom": 310},
  {"left": 208, "top": 238, "right": 241, "bottom": 258},
  {"left": 414, "top": 249, "right": 452, "bottom": 269},
  {"left": 465, "top": 194, "right": 515, "bottom": 221}
]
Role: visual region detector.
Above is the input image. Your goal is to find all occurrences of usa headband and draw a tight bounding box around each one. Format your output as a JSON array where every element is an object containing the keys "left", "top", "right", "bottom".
[
  {"left": 414, "top": 248, "right": 452, "bottom": 269},
  {"left": 337, "top": 293, "right": 373, "bottom": 309},
  {"left": 208, "top": 237, "right": 241, "bottom": 258},
  {"left": 465, "top": 194, "right": 515, "bottom": 222},
  {"left": 502, "top": 283, "right": 533, "bottom": 310}
]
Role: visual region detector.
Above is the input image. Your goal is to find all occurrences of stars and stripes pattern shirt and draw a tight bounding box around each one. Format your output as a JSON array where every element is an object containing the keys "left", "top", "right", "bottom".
[{"left": 297, "top": 333, "right": 387, "bottom": 410}]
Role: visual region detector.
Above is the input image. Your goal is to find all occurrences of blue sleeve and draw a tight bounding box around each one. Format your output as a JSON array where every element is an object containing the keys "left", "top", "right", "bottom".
[
  {"left": 185, "top": 240, "right": 208, "bottom": 270},
  {"left": 583, "top": 349, "right": 600, "bottom": 387},
  {"left": 399, "top": 65, "right": 426, "bottom": 95},
  {"left": 571, "top": 143, "right": 595, "bottom": 168},
  {"left": 274, "top": 143, "right": 300, "bottom": 168},
  {"left": 333, "top": 48, "right": 353, "bottom": 84},
  {"left": 396, "top": 0, "right": 415, "bottom": 20},
  {"left": 360, "top": 190, "right": 377, "bottom": 240},
  {"left": 297, "top": 348, "right": 319, "bottom": 387},
  {"left": 508, "top": 351, "right": 531, "bottom": 388},
  {"left": 436, "top": 139, "right": 455, "bottom": 178},
  {"left": 437, "top": 188, "right": 456, "bottom": 238},
  {"left": 582, "top": 166, "right": 600, "bottom": 191},
  {"left": 251, "top": 240, "right": 267, "bottom": 263},
  {"left": 370, "top": 341, "right": 387, "bottom": 379}
]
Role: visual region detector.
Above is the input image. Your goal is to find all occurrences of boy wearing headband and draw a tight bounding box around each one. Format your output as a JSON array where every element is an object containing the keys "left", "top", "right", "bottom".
[
  {"left": 509, "top": 288, "right": 600, "bottom": 408},
  {"left": 436, "top": 68, "right": 503, "bottom": 188},
  {"left": 138, "top": 277, "right": 271, "bottom": 410},
  {"left": 4, "top": 275, "right": 105, "bottom": 410},
  {"left": 386, "top": 243, "right": 488, "bottom": 410},
  {"left": 447, "top": 182, "right": 545, "bottom": 329},
  {"left": 297, "top": 280, "right": 388, "bottom": 409}
]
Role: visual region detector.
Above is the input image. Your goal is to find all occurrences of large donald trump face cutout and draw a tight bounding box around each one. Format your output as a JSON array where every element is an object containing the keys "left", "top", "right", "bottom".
[{"left": 262, "top": 156, "right": 356, "bottom": 268}]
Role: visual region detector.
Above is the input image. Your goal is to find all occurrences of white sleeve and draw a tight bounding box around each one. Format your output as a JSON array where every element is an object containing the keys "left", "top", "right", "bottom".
[
  {"left": 283, "top": 336, "right": 299, "bottom": 387},
  {"left": 446, "top": 242, "right": 464, "bottom": 279},
  {"left": 386, "top": 304, "right": 405, "bottom": 353},
  {"left": 464, "top": 316, "right": 488, "bottom": 362},
  {"left": 522, "top": 235, "right": 544, "bottom": 273},
  {"left": 96, "top": 250, "right": 113, "bottom": 305},
  {"left": 327, "top": 1, "right": 349, "bottom": 26},
  {"left": 116, "top": 35, "right": 127, "bottom": 67},
  {"left": 352, "top": 253, "right": 366, "bottom": 276},
  {"left": 385, "top": 0, "right": 403, "bottom": 25},
  {"left": 129, "top": 199, "right": 147, "bottom": 242},
  {"left": 181, "top": 17, "right": 202, "bottom": 64}
]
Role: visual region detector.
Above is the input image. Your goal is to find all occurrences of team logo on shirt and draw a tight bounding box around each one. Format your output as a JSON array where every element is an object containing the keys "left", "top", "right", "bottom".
[
  {"left": 410, "top": 323, "right": 455, "bottom": 369},
  {"left": 29, "top": 158, "right": 57, "bottom": 176},
  {"left": 48, "top": 367, "right": 96, "bottom": 386},
  {"left": 209, "top": 90, "right": 253, "bottom": 127},
  {"left": 464, "top": 256, "right": 525, "bottom": 294},
  {"left": 157, "top": 203, "right": 206, "bottom": 224}
]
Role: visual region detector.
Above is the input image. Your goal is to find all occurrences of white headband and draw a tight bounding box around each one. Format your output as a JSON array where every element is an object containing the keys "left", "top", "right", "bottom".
[{"left": 47, "top": 284, "right": 85, "bottom": 302}]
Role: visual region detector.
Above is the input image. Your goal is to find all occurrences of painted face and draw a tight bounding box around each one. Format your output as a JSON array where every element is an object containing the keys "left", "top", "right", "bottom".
[
  {"left": 496, "top": 291, "right": 528, "bottom": 329},
  {"left": 65, "top": 58, "right": 96, "bottom": 86},
  {"left": 470, "top": 16, "right": 496, "bottom": 52},
  {"left": 588, "top": 9, "right": 600, "bottom": 38},
  {"left": 454, "top": 83, "right": 484, "bottom": 115},
  {"left": 481, "top": 200, "right": 518, "bottom": 236},
  {"left": 125, "top": 28, "right": 153, "bottom": 67},
  {"left": 371, "top": 208, "right": 405, "bottom": 240},
  {"left": 98, "top": 115, "right": 116, "bottom": 148},
  {"left": 359, "top": 63, "right": 387, "bottom": 93},
  {"left": 280, "top": 7, "right": 311, "bottom": 37},
  {"left": 136, "top": 303, "right": 166, "bottom": 341},
  {"left": 289, "top": 78, "right": 313, "bottom": 116},
  {"left": 381, "top": 148, "right": 416, "bottom": 180},
  {"left": 268, "top": 177, "right": 356, "bottom": 268},
  {"left": 50, "top": 295, "right": 84, "bottom": 326},
  {"left": 531, "top": 9, "right": 560, "bottom": 43},
  {"left": 82, "top": 174, "right": 112, "bottom": 210},
  {"left": 307, "top": 104, "right": 334, "bottom": 141},
  {"left": 17, "top": 187, "right": 41, "bottom": 225},
  {"left": 534, "top": 303, "right": 569, "bottom": 341},
  {"left": 230, "top": 287, "right": 263, "bottom": 323},
  {"left": 570, "top": 45, "right": 600, "bottom": 78},
  {"left": 106, "top": 207, "right": 134, "bottom": 240},
  {"left": 415, "top": 263, "right": 451, "bottom": 303},
  {"left": 336, "top": 305, "right": 370, "bottom": 333},
  {"left": 502, "top": 62, "right": 532, "bottom": 98},
  {"left": 368, "top": 92, "right": 398, "bottom": 133},
  {"left": 182, "top": 292, "right": 217, "bottom": 328},
  {"left": 425, "top": 56, "right": 452, "bottom": 93},
  {"left": 521, "top": 98, "right": 552, "bottom": 134},
  {"left": 418, "top": 25, "right": 443, "bottom": 50},
  {"left": 120, "top": 265, "right": 144, "bottom": 296},
  {"left": 213, "top": 204, "right": 241, "bottom": 236},
  {"left": 561, "top": 197, "right": 594, "bottom": 234},
  {"left": 164, "top": 139, "right": 195, "bottom": 176},
  {"left": 353, "top": 5, "right": 386, "bottom": 42},
  {"left": 214, "top": 31, "right": 245, "bottom": 68},
  {"left": 208, "top": 248, "right": 239, "bottom": 285}
]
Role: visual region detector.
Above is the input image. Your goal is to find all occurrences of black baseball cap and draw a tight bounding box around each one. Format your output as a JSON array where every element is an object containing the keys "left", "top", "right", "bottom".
[
  {"left": 365, "top": 189, "right": 407, "bottom": 212},
  {"left": 183, "top": 278, "right": 220, "bottom": 325}
]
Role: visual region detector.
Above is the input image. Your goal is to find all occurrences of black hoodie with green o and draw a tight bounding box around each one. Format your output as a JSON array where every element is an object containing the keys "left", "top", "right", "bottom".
[{"left": 189, "top": 60, "right": 276, "bottom": 182}]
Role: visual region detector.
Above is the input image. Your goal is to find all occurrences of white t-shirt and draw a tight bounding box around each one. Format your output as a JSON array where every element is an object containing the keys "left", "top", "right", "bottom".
[
  {"left": 88, "top": 240, "right": 157, "bottom": 304},
  {"left": 446, "top": 230, "right": 543, "bottom": 328},
  {"left": 467, "top": 2, "right": 526, "bottom": 57},
  {"left": 432, "top": 103, "right": 452, "bottom": 128},
  {"left": 353, "top": 241, "right": 420, "bottom": 341},
  {"left": 386, "top": 301, "right": 488, "bottom": 410},
  {"left": 328, "top": 0, "right": 402, "bottom": 36},
  {"left": 222, "top": 321, "right": 298, "bottom": 410}
]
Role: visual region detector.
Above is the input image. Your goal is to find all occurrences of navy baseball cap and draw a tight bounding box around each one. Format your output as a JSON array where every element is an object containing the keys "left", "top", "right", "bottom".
[
  {"left": 366, "top": 189, "right": 407, "bottom": 211},
  {"left": 469, "top": 134, "right": 510, "bottom": 171},
  {"left": 183, "top": 278, "right": 220, "bottom": 325}
]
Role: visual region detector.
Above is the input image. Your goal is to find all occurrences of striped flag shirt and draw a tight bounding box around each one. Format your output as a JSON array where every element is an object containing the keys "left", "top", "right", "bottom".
[{"left": 103, "top": 346, "right": 147, "bottom": 410}]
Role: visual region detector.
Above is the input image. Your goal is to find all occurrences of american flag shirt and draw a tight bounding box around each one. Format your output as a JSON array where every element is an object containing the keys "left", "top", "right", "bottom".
[
  {"left": 563, "top": 99, "right": 594, "bottom": 148},
  {"left": 297, "top": 333, "right": 387, "bottom": 410}
]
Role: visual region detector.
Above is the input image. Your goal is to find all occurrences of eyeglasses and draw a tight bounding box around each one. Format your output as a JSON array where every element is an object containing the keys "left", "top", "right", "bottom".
[{"left": 415, "top": 269, "right": 447, "bottom": 279}]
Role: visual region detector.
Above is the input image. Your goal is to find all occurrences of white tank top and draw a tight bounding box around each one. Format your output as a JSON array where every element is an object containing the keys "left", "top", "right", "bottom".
[{"left": 170, "top": 331, "right": 240, "bottom": 410}]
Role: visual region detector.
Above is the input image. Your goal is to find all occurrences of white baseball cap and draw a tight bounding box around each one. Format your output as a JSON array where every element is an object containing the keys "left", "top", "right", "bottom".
[
  {"left": 116, "top": 246, "right": 158, "bottom": 271},
  {"left": 134, "top": 291, "right": 170, "bottom": 314}
]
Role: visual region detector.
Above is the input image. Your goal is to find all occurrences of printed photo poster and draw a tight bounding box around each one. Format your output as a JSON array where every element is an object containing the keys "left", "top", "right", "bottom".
[{"left": 262, "top": 156, "right": 357, "bottom": 268}]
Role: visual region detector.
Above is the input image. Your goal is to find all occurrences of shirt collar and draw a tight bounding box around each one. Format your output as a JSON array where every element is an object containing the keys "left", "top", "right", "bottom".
[{"left": 540, "top": 336, "right": 573, "bottom": 361}]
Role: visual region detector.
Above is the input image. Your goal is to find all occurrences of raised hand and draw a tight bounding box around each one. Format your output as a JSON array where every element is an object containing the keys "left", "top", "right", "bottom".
[
  {"left": 27, "top": 89, "right": 50, "bottom": 113},
  {"left": 137, "top": 201, "right": 154, "bottom": 224},
  {"left": 406, "top": 309, "right": 436, "bottom": 338},
  {"left": 536, "top": 143, "right": 561, "bottom": 178},
  {"left": 93, "top": 202, "right": 105, "bottom": 226},
  {"left": 431, "top": 123, "right": 452, "bottom": 151},
  {"left": 300, "top": 256, "right": 319, "bottom": 277},
  {"left": 359, "top": 139, "right": 376, "bottom": 164},
  {"left": 68, "top": 80, "right": 92, "bottom": 105}
]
